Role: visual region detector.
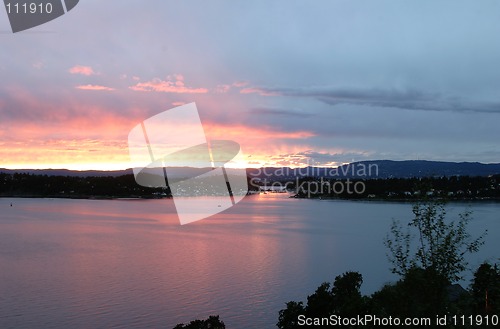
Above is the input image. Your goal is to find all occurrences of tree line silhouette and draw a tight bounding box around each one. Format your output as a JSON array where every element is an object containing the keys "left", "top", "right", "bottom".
[
  {"left": 291, "top": 175, "right": 500, "bottom": 200},
  {"left": 1, "top": 172, "right": 499, "bottom": 200},
  {"left": 0, "top": 173, "right": 168, "bottom": 198}
]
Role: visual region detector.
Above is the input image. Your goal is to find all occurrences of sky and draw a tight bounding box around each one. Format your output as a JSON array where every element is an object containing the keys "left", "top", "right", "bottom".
[{"left": 1, "top": 0, "right": 500, "bottom": 170}]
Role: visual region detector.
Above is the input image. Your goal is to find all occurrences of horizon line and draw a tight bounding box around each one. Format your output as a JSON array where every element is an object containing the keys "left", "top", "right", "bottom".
[{"left": 1, "top": 159, "right": 499, "bottom": 172}]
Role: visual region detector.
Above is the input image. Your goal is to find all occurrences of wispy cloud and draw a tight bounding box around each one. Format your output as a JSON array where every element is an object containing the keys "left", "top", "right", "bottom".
[
  {"left": 251, "top": 107, "right": 313, "bottom": 117},
  {"left": 76, "top": 84, "right": 115, "bottom": 91},
  {"left": 215, "top": 84, "right": 231, "bottom": 94},
  {"left": 233, "top": 81, "right": 249, "bottom": 88},
  {"left": 204, "top": 123, "right": 315, "bottom": 141},
  {"left": 265, "top": 150, "right": 374, "bottom": 167},
  {"left": 129, "top": 74, "right": 208, "bottom": 94},
  {"left": 240, "top": 87, "right": 279, "bottom": 96},
  {"left": 68, "top": 65, "right": 98, "bottom": 76},
  {"left": 241, "top": 85, "right": 500, "bottom": 113}
]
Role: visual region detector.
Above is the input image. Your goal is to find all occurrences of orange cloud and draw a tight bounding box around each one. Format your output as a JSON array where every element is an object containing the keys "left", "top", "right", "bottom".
[
  {"left": 0, "top": 85, "right": 320, "bottom": 170},
  {"left": 199, "top": 122, "right": 319, "bottom": 168},
  {"left": 76, "top": 84, "right": 115, "bottom": 91},
  {"left": 68, "top": 65, "right": 97, "bottom": 76},
  {"left": 129, "top": 75, "right": 208, "bottom": 94},
  {"left": 0, "top": 113, "right": 342, "bottom": 170},
  {"left": 0, "top": 108, "right": 141, "bottom": 170},
  {"left": 0, "top": 138, "right": 130, "bottom": 170}
]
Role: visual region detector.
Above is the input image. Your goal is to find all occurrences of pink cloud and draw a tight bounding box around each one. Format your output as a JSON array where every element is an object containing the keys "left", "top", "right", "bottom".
[
  {"left": 172, "top": 101, "right": 186, "bottom": 106},
  {"left": 32, "top": 61, "right": 44, "bottom": 69},
  {"left": 239, "top": 88, "right": 257, "bottom": 94},
  {"left": 233, "top": 81, "right": 249, "bottom": 87},
  {"left": 68, "top": 65, "right": 97, "bottom": 76},
  {"left": 76, "top": 84, "right": 115, "bottom": 91},
  {"left": 0, "top": 103, "right": 139, "bottom": 170},
  {"left": 204, "top": 123, "right": 315, "bottom": 141},
  {"left": 215, "top": 84, "right": 231, "bottom": 93},
  {"left": 129, "top": 75, "right": 208, "bottom": 94}
]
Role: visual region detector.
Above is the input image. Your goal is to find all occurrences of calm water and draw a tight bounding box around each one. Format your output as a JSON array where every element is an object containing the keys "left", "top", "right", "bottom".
[{"left": 0, "top": 195, "right": 498, "bottom": 328}]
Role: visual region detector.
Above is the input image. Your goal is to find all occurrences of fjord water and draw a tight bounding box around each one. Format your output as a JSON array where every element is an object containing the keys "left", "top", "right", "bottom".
[{"left": 1, "top": 195, "right": 498, "bottom": 328}]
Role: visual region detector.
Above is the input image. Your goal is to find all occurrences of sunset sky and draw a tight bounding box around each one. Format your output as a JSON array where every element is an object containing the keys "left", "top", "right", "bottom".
[{"left": 1, "top": 0, "right": 500, "bottom": 170}]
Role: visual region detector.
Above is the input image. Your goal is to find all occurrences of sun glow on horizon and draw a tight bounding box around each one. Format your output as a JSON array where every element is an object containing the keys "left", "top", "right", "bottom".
[{"left": 1, "top": 157, "right": 350, "bottom": 171}]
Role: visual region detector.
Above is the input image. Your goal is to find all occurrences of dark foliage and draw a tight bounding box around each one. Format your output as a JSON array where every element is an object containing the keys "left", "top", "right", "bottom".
[
  {"left": 471, "top": 263, "right": 500, "bottom": 314},
  {"left": 0, "top": 172, "right": 169, "bottom": 198},
  {"left": 385, "top": 200, "right": 486, "bottom": 282},
  {"left": 277, "top": 271, "right": 366, "bottom": 329},
  {"left": 173, "top": 315, "right": 225, "bottom": 329},
  {"left": 370, "top": 267, "right": 449, "bottom": 318},
  {"left": 290, "top": 175, "right": 500, "bottom": 200}
]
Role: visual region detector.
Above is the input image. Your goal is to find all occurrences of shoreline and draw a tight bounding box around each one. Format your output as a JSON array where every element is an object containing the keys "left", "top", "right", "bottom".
[
  {"left": 290, "top": 194, "right": 500, "bottom": 203},
  {"left": 0, "top": 194, "right": 171, "bottom": 200},
  {"left": 2, "top": 193, "right": 499, "bottom": 203}
]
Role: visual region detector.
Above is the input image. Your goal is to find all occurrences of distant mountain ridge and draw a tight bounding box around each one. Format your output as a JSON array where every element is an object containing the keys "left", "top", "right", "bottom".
[
  {"left": 247, "top": 160, "right": 500, "bottom": 180},
  {"left": 1, "top": 160, "right": 500, "bottom": 179},
  {"left": 347, "top": 160, "right": 500, "bottom": 179}
]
